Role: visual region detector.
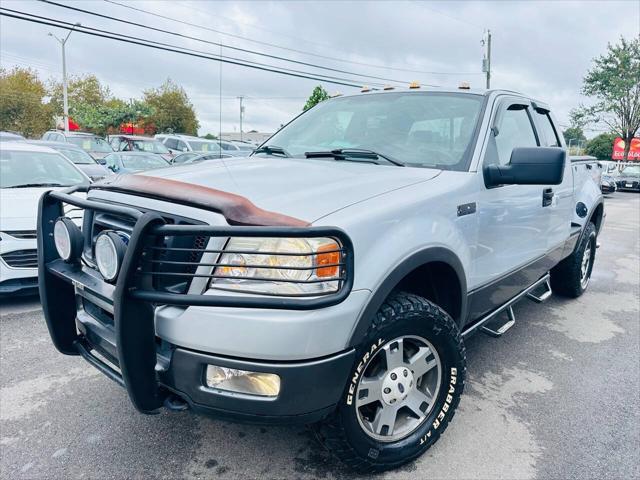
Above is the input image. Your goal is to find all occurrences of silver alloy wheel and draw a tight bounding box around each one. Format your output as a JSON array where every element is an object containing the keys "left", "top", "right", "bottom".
[
  {"left": 355, "top": 335, "right": 442, "bottom": 442},
  {"left": 580, "top": 240, "right": 593, "bottom": 289}
]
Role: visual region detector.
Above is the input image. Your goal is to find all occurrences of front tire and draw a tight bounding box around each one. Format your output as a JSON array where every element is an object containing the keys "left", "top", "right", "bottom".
[
  {"left": 551, "top": 222, "right": 597, "bottom": 298},
  {"left": 313, "top": 292, "right": 466, "bottom": 473}
]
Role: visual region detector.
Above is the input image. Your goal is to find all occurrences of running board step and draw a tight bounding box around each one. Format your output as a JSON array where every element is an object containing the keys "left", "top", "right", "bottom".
[
  {"left": 481, "top": 306, "right": 516, "bottom": 337},
  {"left": 526, "top": 278, "right": 552, "bottom": 303},
  {"left": 462, "top": 273, "right": 552, "bottom": 339}
]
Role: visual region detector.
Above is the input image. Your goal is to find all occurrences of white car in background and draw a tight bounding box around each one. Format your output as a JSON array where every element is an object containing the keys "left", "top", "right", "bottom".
[
  {"left": 0, "top": 142, "right": 89, "bottom": 295},
  {"left": 155, "top": 134, "right": 247, "bottom": 156}
]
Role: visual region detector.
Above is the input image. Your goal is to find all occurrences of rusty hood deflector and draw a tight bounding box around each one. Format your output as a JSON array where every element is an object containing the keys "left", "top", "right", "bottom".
[{"left": 90, "top": 174, "right": 309, "bottom": 227}]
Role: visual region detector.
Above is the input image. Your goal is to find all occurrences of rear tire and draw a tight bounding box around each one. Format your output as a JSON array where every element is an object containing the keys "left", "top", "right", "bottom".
[
  {"left": 313, "top": 292, "right": 466, "bottom": 473},
  {"left": 551, "top": 222, "right": 597, "bottom": 298}
]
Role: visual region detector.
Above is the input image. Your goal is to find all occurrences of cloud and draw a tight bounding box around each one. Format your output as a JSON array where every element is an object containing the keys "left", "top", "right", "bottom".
[{"left": 1, "top": 0, "right": 638, "bottom": 136}]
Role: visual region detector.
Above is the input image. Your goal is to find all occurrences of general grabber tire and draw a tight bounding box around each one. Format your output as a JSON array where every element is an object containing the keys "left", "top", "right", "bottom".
[
  {"left": 551, "top": 222, "right": 597, "bottom": 298},
  {"left": 313, "top": 292, "right": 466, "bottom": 473}
]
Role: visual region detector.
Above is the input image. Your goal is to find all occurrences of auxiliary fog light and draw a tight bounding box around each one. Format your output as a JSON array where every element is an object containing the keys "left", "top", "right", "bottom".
[
  {"left": 53, "top": 217, "right": 83, "bottom": 262},
  {"left": 94, "top": 231, "right": 127, "bottom": 282},
  {"left": 205, "top": 365, "right": 281, "bottom": 397}
]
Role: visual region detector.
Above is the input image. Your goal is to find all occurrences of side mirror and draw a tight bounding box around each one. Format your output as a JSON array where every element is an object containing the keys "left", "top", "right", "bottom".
[
  {"left": 108, "top": 164, "right": 118, "bottom": 172},
  {"left": 484, "top": 147, "right": 565, "bottom": 187}
]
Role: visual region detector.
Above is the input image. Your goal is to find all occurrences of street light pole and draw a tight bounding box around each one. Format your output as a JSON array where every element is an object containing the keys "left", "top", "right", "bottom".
[
  {"left": 49, "top": 24, "right": 80, "bottom": 134},
  {"left": 481, "top": 29, "right": 492, "bottom": 89},
  {"left": 237, "top": 96, "right": 244, "bottom": 142}
]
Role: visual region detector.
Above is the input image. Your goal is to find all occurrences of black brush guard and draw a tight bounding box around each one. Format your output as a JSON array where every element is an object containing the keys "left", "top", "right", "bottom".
[{"left": 38, "top": 187, "right": 354, "bottom": 414}]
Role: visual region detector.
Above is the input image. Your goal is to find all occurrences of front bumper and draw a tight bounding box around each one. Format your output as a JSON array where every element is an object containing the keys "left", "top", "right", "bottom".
[
  {"left": 616, "top": 180, "right": 640, "bottom": 191},
  {"left": 38, "top": 188, "right": 355, "bottom": 422},
  {"left": 0, "top": 236, "right": 38, "bottom": 294}
]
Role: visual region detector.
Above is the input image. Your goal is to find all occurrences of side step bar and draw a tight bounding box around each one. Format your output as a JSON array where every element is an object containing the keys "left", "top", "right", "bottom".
[{"left": 462, "top": 273, "right": 552, "bottom": 338}]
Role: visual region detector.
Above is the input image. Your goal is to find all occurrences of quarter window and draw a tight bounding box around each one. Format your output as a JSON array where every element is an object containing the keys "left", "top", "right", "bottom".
[{"left": 535, "top": 111, "right": 560, "bottom": 147}]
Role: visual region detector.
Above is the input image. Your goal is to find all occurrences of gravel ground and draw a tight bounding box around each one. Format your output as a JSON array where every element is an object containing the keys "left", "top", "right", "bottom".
[{"left": 1, "top": 192, "right": 638, "bottom": 480}]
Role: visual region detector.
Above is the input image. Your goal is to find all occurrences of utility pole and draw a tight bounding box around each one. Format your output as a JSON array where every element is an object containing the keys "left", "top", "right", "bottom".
[
  {"left": 48, "top": 24, "right": 80, "bottom": 133},
  {"left": 482, "top": 29, "right": 492, "bottom": 89},
  {"left": 237, "top": 96, "right": 244, "bottom": 142}
]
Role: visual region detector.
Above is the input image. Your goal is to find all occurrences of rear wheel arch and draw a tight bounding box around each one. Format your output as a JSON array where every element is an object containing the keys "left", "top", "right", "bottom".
[
  {"left": 348, "top": 247, "right": 467, "bottom": 347},
  {"left": 589, "top": 201, "right": 604, "bottom": 234}
]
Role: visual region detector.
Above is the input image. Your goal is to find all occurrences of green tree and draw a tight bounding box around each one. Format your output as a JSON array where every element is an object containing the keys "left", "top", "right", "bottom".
[
  {"left": 144, "top": 79, "right": 199, "bottom": 135},
  {"left": 562, "top": 126, "right": 587, "bottom": 145},
  {"left": 303, "top": 85, "right": 329, "bottom": 111},
  {"left": 203, "top": 133, "right": 217, "bottom": 140},
  {"left": 574, "top": 36, "right": 640, "bottom": 160},
  {"left": 70, "top": 99, "right": 153, "bottom": 137},
  {"left": 48, "top": 74, "right": 111, "bottom": 119},
  {"left": 0, "top": 67, "right": 53, "bottom": 137},
  {"left": 585, "top": 132, "right": 617, "bottom": 160}
]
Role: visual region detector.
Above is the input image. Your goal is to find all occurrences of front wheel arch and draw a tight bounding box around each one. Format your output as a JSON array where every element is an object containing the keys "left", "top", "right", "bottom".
[{"left": 348, "top": 247, "right": 468, "bottom": 348}]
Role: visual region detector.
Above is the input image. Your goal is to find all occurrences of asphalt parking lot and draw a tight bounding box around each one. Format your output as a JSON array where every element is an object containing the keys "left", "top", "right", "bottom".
[{"left": 1, "top": 192, "right": 638, "bottom": 480}]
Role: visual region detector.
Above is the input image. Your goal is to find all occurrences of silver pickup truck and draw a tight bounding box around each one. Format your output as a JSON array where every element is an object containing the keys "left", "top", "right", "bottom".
[{"left": 38, "top": 88, "right": 603, "bottom": 472}]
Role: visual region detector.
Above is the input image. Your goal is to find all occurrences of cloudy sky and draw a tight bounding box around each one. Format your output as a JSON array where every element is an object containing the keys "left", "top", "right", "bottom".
[{"left": 1, "top": 0, "right": 639, "bottom": 137}]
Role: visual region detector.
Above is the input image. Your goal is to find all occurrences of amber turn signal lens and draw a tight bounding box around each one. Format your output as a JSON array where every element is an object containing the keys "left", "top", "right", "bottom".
[{"left": 316, "top": 242, "right": 341, "bottom": 278}]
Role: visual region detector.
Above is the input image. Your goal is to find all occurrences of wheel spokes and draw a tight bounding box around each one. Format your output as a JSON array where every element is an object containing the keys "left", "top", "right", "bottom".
[
  {"left": 371, "top": 404, "right": 399, "bottom": 435},
  {"left": 408, "top": 346, "right": 437, "bottom": 379},
  {"left": 356, "top": 376, "right": 384, "bottom": 408},
  {"left": 382, "top": 339, "right": 405, "bottom": 369},
  {"left": 404, "top": 389, "right": 433, "bottom": 419}
]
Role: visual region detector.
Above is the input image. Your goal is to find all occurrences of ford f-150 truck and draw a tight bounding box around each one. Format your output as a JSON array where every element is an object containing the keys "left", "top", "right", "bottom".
[{"left": 38, "top": 88, "right": 603, "bottom": 472}]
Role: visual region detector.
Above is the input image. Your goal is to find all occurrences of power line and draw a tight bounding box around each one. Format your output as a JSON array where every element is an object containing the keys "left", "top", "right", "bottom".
[
  {"left": 101, "top": 0, "right": 481, "bottom": 77},
  {"left": 39, "top": 0, "right": 436, "bottom": 87},
  {"left": 0, "top": 9, "right": 373, "bottom": 89}
]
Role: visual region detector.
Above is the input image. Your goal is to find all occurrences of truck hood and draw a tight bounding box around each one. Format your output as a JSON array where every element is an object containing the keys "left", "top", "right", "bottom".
[{"left": 143, "top": 157, "right": 441, "bottom": 222}]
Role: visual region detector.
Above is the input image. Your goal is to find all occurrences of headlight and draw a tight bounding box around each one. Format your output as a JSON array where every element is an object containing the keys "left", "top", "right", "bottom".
[
  {"left": 209, "top": 237, "right": 342, "bottom": 296},
  {"left": 53, "top": 217, "right": 83, "bottom": 262},
  {"left": 94, "top": 231, "right": 127, "bottom": 282}
]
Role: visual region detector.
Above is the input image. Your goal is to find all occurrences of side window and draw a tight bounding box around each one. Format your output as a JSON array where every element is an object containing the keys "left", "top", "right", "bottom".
[
  {"left": 164, "top": 138, "right": 178, "bottom": 150},
  {"left": 176, "top": 140, "right": 187, "bottom": 151},
  {"left": 43, "top": 133, "right": 51, "bottom": 140},
  {"left": 534, "top": 111, "right": 560, "bottom": 147},
  {"left": 55, "top": 133, "right": 65, "bottom": 142},
  {"left": 105, "top": 155, "right": 116, "bottom": 169},
  {"left": 492, "top": 105, "right": 538, "bottom": 166}
]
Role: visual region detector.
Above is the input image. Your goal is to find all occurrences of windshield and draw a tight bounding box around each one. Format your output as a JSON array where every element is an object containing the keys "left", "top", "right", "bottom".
[
  {"left": 130, "top": 139, "right": 170, "bottom": 154},
  {"left": 55, "top": 146, "right": 96, "bottom": 164},
  {"left": 1, "top": 150, "right": 87, "bottom": 188},
  {"left": 261, "top": 92, "right": 484, "bottom": 170},
  {"left": 121, "top": 154, "right": 168, "bottom": 170},
  {"left": 67, "top": 137, "right": 113, "bottom": 153},
  {"left": 621, "top": 165, "right": 640, "bottom": 176},
  {"left": 234, "top": 144, "right": 254, "bottom": 151},
  {"left": 188, "top": 141, "right": 221, "bottom": 152}
]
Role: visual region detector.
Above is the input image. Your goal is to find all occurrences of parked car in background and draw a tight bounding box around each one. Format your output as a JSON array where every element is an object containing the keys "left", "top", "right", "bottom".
[
  {"left": 41, "top": 130, "right": 114, "bottom": 160},
  {"left": 108, "top": 135, "right": 174, "bottom": 162},
  {"left": 28, "top": 141, "right": 111, "bottom": 182},
  {"left": 229, "top": 141, "right": 256, "bottom": 154},
  {"left": 102, "top": 151, "right": 170, "bottom": 174},
  {"left": 156, "top": 134, "right": 221, "bottom": 154},
  {"left": 0, "top": 131, "right": 25, "bottom": 142},
  {"left": 600, "top": 172, "right": 617, "bottom": 194},
  {"left": 616, "top": 164, "right": 640, "bottom": 191},
  {"left": 172, "top": 152, "right": 233, "bottom": 165},
  {"left": 1, "top": 142, "right": 88, "bottom": 295}
]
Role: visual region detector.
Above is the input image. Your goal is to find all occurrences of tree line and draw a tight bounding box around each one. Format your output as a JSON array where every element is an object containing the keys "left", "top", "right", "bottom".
[{"left": 0, "top": 67, "right": 199, "bottom": 138}]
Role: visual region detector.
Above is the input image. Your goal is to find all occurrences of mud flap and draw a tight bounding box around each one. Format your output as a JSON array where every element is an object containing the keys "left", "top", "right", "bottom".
[
  {"left": 114, "top": 212, "right": 167, "bottom": 414},
  {"left": 37, "top": 191, "right": 79, "bottom": 355}
]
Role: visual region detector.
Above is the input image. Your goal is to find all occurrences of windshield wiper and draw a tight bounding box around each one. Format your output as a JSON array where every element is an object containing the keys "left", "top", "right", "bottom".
[
  {"left": 253, "top": 145, "right": 291, "bottom": 157},
  {"left": 304, "top": 149, "right": 405, "bottom": 166},
  {"left": 5, "top": 182, "right": 68, "bottom": 189}
]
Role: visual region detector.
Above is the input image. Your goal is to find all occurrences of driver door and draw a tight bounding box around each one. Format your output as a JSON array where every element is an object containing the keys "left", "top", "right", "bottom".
[{"left": 469, "top": 97, "right": 549, "bottom": 318}]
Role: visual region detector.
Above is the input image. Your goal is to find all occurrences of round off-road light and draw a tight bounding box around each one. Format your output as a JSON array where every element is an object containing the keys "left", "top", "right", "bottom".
[
  {"left": 95, "top": 231, "right": 127, "bottom": 282},
  {"left": 53, "top": 217, "right": 83, "bottom": 262}
]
